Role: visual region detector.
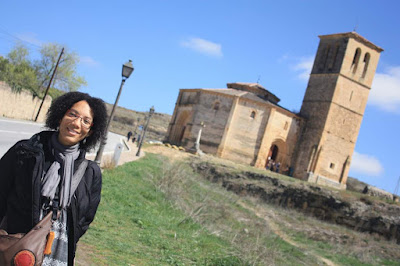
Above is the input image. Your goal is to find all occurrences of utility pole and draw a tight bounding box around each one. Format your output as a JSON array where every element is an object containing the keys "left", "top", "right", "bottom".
[
  {"left": 35, "top": 47, "right": 64, "bottom": 122},
  {"left": 136, "top": 106, "right": 155, "bottom": 156},
  {"left": 394, "top": 176, "right": 400, "bottom": 196}
]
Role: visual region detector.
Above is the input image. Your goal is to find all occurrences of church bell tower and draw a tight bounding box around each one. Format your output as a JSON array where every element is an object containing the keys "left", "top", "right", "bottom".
[{"left": 293, "top": 32, "right": 383, "bottom": 189}]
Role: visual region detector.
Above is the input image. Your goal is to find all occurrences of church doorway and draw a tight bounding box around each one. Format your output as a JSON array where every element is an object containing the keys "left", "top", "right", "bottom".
[
  {"left": 178, "top": 126, "right": 186, "bottom": 145},
  {"left": 170, "top": 110, "right": 191, "bottom": 145},
  {"left": 269, "top": 144, "right": 279, "bottom": 160},
  {"left": 265, "top": 144, "right": 279, "bottom": 167}
]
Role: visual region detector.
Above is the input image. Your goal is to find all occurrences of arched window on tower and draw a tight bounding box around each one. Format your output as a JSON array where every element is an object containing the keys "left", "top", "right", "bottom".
[
  {"left": 213, "top": 101, "right": 220, "bottom": 111},
  {"left": 328, "top": 44, "right": 339, "bottom": 71},
  {"left": 250, "top": 111, "right": 256, "bottom": 119},
  {"left": 351, "top": 48, "right": 361, "bottom": 74},
  {"left": 323, "top": 45, "right": 331, "bottom": 70},
  {"left": 319, "top": 45, "right": 331, "bottom": 71},
  {"left": 362, "top": 53, "right": 370, "bottom": 78}
]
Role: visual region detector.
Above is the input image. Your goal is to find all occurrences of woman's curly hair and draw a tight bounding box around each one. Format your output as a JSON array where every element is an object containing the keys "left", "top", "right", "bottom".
[{"left": 45, "top": 91, "right": 108, "bottom": 151}]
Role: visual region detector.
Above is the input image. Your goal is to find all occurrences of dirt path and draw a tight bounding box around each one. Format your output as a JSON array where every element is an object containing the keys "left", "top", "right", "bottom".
[{"left": 237, "top": 200, "right": 337, "bottom": 266}]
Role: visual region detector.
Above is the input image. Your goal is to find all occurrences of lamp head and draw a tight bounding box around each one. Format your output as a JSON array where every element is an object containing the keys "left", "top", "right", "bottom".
[{"left": 122, "top": 60, "right": 134, "bottom": 79}]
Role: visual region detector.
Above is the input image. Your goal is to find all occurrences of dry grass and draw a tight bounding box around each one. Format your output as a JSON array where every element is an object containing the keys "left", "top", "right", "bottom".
[
  {"left": 145, "top": 156, "right": 316, "bottom": 265},
  {"left": 100, "top": 156, "right": 116, "bottom": 169},
  {"left": 262, "top": 200, "right": 400, "bottom": 264},
  {"left": 105, "top": 103, "right": 171, "bottom": 141},
  {"left": 141, "top": 146, "right": 400, "bottom": 265}
]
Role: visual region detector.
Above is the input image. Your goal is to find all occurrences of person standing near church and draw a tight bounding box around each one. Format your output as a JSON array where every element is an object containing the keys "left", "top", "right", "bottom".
[
  {"left": 275, "top": 162, "right": 281, "bottom": 173},
  {"left": 0, "top": 91, "right": 108, "bottom": 265},
  {"left": 127, "top": 131, "right": 133, "bottom": 141}
]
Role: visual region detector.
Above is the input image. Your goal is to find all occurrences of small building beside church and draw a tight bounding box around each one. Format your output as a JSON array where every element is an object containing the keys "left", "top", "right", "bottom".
[{"left": 166, "top": 32, "right": 383, "bottom": 189}]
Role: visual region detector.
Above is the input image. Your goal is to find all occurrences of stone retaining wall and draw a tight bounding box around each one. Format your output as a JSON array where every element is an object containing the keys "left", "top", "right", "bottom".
[
  {"left": 0, "top": 81, "right": 51, "bottom": 122},
  {"left": 192, "top": 160, "right": 400, "bottom": 244}
]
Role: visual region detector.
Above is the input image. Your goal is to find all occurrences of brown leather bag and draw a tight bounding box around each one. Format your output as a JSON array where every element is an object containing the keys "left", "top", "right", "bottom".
[
  {"left": 0, "top": 160, "right": 88, "bottom": 265},
  {"left": 0, "top": 211, "right": 53, "bottom": 266}
]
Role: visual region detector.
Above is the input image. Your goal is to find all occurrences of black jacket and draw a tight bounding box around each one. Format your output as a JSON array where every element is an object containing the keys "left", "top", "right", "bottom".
[{"left": 0, "top": 131, "right": 102, "bottom": 265}]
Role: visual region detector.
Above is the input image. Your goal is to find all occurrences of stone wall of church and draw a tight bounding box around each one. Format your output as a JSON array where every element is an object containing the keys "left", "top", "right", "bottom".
[
  {"left": 218, "top": 98, "right": 302, "bottom": 168},
  {"left": 254, "top": 109, "right": 302, "bottom": 169},
  {"left": 183, "top": 91, "right": 233, "bottom": 154},
  {"left": 325, "top": 101, "right": 363, "bottom": 143},
  {"left": 168, "top": 105, "right": 193, "bottom": 145},
  {"left": 219, "top": 99, "right": 271, "bottom": 164},
  {"left": 315, "top": 132, "right": 355, "bottom": 185},
  {"left": 333, "top": 76, "right": 370, "bottom": 117},
  {"left": 180, "top": 90, "right": 200, "bottom": 105}
]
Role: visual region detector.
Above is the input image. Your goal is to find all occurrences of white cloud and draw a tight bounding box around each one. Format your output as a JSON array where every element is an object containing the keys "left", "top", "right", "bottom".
[
  {"left": 277, "top": 53, "right": 289, "bottom": 63},
  {"left": 15, "top": 32, "right": 43, "bottom": 46},
  {"left": 369, "top": 66, "right": 400, "bottom": 113},
  {"left": 292, "top": 56, "right": 314, "bottom": 81},
  {"left": 80, "top": 56, "right": 100, "bottom": 67},
  {"left": 180, "top": 37, "right": 222, "bottom": 57},
  {"left": 350, "top": 151, "right": 384, "bottom": 177}
]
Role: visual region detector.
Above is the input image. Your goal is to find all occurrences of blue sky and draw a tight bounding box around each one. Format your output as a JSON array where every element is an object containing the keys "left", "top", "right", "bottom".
[{"left": 0, "top": 1, "right": 399, "bottom": 193}]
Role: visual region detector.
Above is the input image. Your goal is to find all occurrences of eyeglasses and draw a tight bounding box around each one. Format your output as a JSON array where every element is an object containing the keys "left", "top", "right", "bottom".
[{"left": 65, "top": 109, "right": 93, "bottom": 129}]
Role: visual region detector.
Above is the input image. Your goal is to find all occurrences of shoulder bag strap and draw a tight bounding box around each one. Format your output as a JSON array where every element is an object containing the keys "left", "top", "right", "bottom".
[
  {"left": 51, "top": 160, "right": 89, "bottom": 219},
  {"left": 70, "top": 160, "right": 89, "bottom": 197}
]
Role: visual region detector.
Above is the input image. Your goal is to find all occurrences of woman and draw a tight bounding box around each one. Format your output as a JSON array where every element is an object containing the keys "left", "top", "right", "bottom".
[{"left": 0, "top": 91, "right": 108, "bottom": 265}]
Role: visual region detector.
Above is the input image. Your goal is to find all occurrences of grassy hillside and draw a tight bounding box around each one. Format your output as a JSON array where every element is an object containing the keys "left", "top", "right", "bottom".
[
  {"left": 105, "top": 103, "right": 171, "bottom": 142},
  {"left": 76, "top": 148, "right": 400, "bottom": 265},
  {"left": 76, "top": 153, "right": 318, "bottom": 265}
]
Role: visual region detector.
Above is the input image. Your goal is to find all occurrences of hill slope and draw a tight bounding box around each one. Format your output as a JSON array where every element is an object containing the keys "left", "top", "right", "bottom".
[
  {"left": 76, "top": 146, "right": 400, "bottom": 265},
  {"left": 105, "top": 103, "right": 171, "bottom": 141}
]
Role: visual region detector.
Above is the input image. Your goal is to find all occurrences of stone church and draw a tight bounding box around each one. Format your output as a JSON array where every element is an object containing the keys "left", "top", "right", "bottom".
[{"left": 166, "top": 32, "right": 383, "bottom": 189}]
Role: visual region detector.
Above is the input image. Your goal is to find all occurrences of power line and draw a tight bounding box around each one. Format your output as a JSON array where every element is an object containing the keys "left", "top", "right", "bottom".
[{"left": 0, "top": 25, "right": 42, "bottom": 50}]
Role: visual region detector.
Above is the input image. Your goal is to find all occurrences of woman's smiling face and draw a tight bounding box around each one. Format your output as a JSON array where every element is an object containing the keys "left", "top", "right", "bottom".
[{"left": 58, "top": 100, "right": 93, "bottom": 146}]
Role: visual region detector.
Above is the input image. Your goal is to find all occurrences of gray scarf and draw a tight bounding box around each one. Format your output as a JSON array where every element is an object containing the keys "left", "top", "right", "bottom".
[{"left": 41, "top": 133, "right": 81, "bottom": 209}]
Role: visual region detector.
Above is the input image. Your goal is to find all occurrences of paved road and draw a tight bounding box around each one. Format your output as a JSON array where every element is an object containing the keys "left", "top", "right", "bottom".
[{"left": 0, "top": 117, "right": 127, "bottom": 158}]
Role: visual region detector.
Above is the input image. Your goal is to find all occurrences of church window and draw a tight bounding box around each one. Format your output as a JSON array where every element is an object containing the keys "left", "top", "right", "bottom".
[
  {"left": 319, "top": 45, "right": 331, "bottom": 70},
  {"left": 323, "top": 45, "right": 331, "bottom": 70},
  {"left": 328, "top": 45, "right": 339, "bottom": 70},
  {"left": 351, "top": 48, "right": 361, "bottom": 74},
  {"left": 362, "top": 53, "right": 370, "bottom": 78},
  {"left": 213, "top": 101, "right": 220, "bottom": 111},
  {"left": 250, "top": 111, "right": 256, "bottom": 119},
  {"left": 330, "top": 163, "right": 335, "bottom": 169},
  {"left": 284, "top": 121, "right": 288, "bottom": 130}
]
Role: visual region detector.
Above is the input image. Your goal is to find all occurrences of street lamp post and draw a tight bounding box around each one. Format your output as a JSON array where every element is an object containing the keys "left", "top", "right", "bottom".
[
  {"left": 136, "top": 106, "right": 155, "bottom": 156},
  {"left": 136, "top": 117, "right": 145, "bottom": 148},
  {"left": 94, "top": 60, "right": 134, "bottom": 165}
]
